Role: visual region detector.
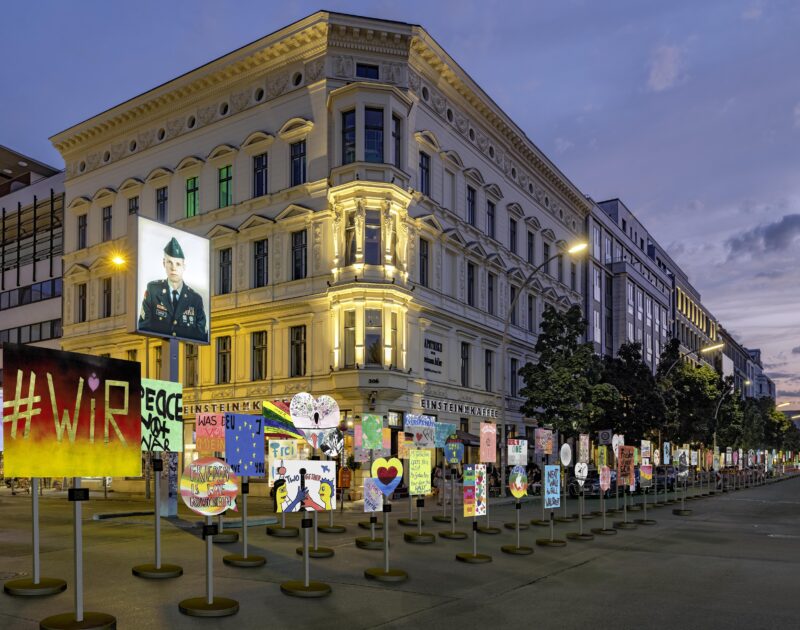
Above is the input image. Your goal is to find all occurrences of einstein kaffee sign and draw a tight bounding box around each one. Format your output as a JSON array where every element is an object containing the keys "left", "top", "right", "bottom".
[{"left": 421, "top": 398, "right": 498, "bottom": 419}]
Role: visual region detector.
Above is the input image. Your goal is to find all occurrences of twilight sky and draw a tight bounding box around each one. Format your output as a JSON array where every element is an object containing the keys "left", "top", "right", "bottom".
[{"left": 2, "top": 1, "right": 798, "bottom": 406}]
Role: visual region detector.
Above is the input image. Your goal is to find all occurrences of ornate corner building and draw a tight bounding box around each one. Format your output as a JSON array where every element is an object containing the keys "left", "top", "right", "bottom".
[{"left": 50, "top": 11, "right": 588, "bottom": 463}]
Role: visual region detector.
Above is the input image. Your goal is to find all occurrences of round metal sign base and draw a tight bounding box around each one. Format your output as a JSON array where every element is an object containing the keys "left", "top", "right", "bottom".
[
  {"left": 355, "top": 536, "right": 384, "bottom": 550},
  {"left": 613, "top": 521, "right": 637, "bottom": 529},
  {"left": 318, "top": 525, "right": 347, "bottom": 534},
  {"left": 476, "top": 526, "right": 502, "bottom": 535},
  {"left": 627, "top": 505, "right": 642, "bottom": 512},
  {"left": 40, "top": 611, "right": 117, "bottom": 629},
  {"left": 439, "top": 531, "right": 468, "bottom": 540},
  {"left": 131, "top": 563, "right": 183, "bottom": 579},
  {"left": 222, "top": 554, "right": 266, "bottom": 568},
  {"left": 364, "top": 567, "right": 408, "bottom": 582},
  {"left": 3, "top": 577, "right": 67, "bottom": 597},
  {"left": 358, "top": 521, "right": 383, "bottom": 530},
  {"left": 397, "top": 518, "right": 420, "bottom": 527},
  {"left": 403, "top": 532, "right": 435, "bottom": 544},
  {"left": 530, "top": 519, "right": 551, "bottom": 527},
  {"left": 535, "top": 538, "right": 567, "bottom": 547},
  {"left": 432, "top": 515, "right": 453, "bottom": 523},
  {"left": 456, "top": 552, "right": 492, "bottom": 563},
  {"left": 634, "top": 519, "right": 657, "bottom": 526},
  {"left": 280, "top": 581, "right": 331, "bottom": 598},
  {"left": 266, "top": 526, "right": 299, "bottom": 538},
  {"left": 555, "top": 516, "right": 576, "bottom": 523},
  {"left": 672, "top": 509, "right": 692, "bottom": 516},
  {"left": 590, "top": 528, "right": 617, "bottom": 536},
  {"left": 212, "top": 532, "right": 238, "bottom": 544},
  {"left": 501, "top": 545, "right": 533, "bottom": 555},
  {"left": 566, "top": 532, "right": 594, "bottom": 541},
  {"left": 504, "top": 522, "right": 530, "bottom": 530},
  {"left": 295, "top": 546, "right": 334, "bottom": 558}
]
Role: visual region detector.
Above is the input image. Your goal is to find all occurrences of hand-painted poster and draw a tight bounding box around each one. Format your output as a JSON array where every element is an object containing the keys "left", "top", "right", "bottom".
[
  {"left": 599, "top": 466, "right": 611, "bottom": 492},
  {"left": 663, "top": 441, "right": 671, "bottom": 465},
  {"left": 2, "top": 344, "right": 142, "bottom": 477},
  {"left": 596, "top": 445, "right": 608, "bottom": 468},
  {"left": 508, "top": 438, "right": 527, "bottom": 466},
  {"left": 560, "top": 443, "right": 572, "bottom": 467},
  {"left": 509, "top": 465, "right": 528, "bottom": 499},
  {"left": 578, "top": 434, "right": 590, "bottom": 464},
  {"left": 612, "top": 434, "right": 624, "bottom": 459},
  {"left": 261, "top": 400, "right": 305, "bottom": 440},
  {"left": 179, "top": 456, "right": 238, "bottom": 516},
  {"left": 371, "top": 457, "right": 403, "bottom": 496},
  {"left": 363, "top": 478, "right": 383, "bottom": 513},
  {"left": 690, "top": 450, "right": 699, "bottom": 467},
  {"left": 463, "top": 465, "right": 476, "bottom": 517},
  {"left": 617, "top": 446, "right": 635, "bottom": 486},
  {"left": 445, "top": 440, "right": 464, "bottom": 465},
  {"left": 409, "top": 449, "right": 432, "bottom": 495},
  {"left": 140, "top": 378, "right": 183, "bottom": 452},
  {"left": 224, "top": 413, "right": 265, "bottom": 477},
  {"left": 640, "top": 464, "right": 653, "bottom": 488},
  {"left": 404, "top": 414, "right": 435, "bottom": 448},
  {"left": 196, "top": 413, "right": 225, "bottom": 454},
  {"left": 397, "top": 432, "right": 411, "bottom": 459},
  {"left": 361, "top": 414, "right": 383, "bottom": 450},
  {"left": 480, "top": 423, "right": 497, "bottom": 463},
  {"left": 575, "top": 462, "right": 588, "bottom": 487},
  {"left": 289, "top": 392, "right": 342, "bottom": 456},
  {"left": 474, "top": 464, "right": 487, "bottom": 516},
  {"left": 544, "top": 465, "right": 561, "bottom": 509},
  {"left": 353, "top": 445, "right": 370, "bottom": 463},
  {"left": 726, "top": 447, "right": 733, "bottom": 467},
  {"left": 598, "top": 429, "right": 612, "bottom": 446},
  {"left": 676, "top": 448, "right": 689, "bottom": 477},
  {"left": 535, "top": 428, "right": 554, "bottom": 455},
  {"left": 274, "top": 460, "right": 336, "bottom": 512},
  {"left": 641, "top": 440, "right": 651, "bottom": 462},
  {"left": 434, "top": 422, "right": 456, "bottom": 448},
  {"left": 268, "top": 439, "right": 298, "bottom": 485},
  {"left": 653, "top": 448, "right": 661, "bottom": 466}
]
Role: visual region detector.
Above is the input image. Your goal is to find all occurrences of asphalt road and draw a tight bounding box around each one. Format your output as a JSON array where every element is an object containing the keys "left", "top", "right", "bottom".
[{"left": 0, "top": 477, "right": 797, "bottom": 629}]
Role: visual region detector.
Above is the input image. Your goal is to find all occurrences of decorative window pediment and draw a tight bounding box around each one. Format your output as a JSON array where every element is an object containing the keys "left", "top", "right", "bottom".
[
  {"left": 237, "top": 214, "right": 275, "bottom": 231},
  {"left": 277, "top": 117, "right": 314, "bottom": 143},
  {"left": 555, "top": 239, "right": 568, "bottom": 251},
  {"left": 241, "top": 131, "right": 275, "bottom": 154},
  {"left": 64, "top": 262, "right": 90, "bottom": 277},
  {"left": 465, "top": 241, "right": 488, "bottom": 257},
  {"left": 145, "top": 167, "right": 173, "bottom": 183},
  {"left": 525, "top": 215, "right": 541, "bottom": 231},
  {"left": 484, "top": 183, "right": 503, "bottom": 200},
  {"left": 507, "top": 202, "right": 524, "bottom": 219},
  {"left": 440, "top": 150, "right": 464, "bottom": 169},
  {"left": 275, "top": 203, "right": 313, "bottom": 221},
  {"left": 486, "top": 252, "right": 508, "bottom": 270},
  {"left": 442, "top": 227, "right": 467, "bottom": 246},
  {"left": 463, "top": 167, "right": 485, "bottom": 186},
  {"left": 206, "top": 224, "right": 238, "bottom": 238},
  {"left": 413, "top": 130, "right": 441, "bottom": 152},
  {"left": 541, "top": 228, "right": 556, "bottom": 241},
  {"left": 176, "top": 156, "right": 205, "bottom": 172},
  {"left": 207, "top": 144, "right": 238, "bottom": 163},
  {"left": 507, "top": 267, "right": 526, "bottom": 283},
  {"left": 118, "top": 177, "right": 144, "bottom": 195},
  {"left": 417, "top": 214, "right": 444, "bottom": 233},
  {"left": 92, "top": 187, "right": 116, "bottom": 202}
]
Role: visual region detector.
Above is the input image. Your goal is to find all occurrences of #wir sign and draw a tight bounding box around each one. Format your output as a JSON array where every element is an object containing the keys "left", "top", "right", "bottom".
[{"left": 1, "top": 344, "right": 142, "bottom": 477}]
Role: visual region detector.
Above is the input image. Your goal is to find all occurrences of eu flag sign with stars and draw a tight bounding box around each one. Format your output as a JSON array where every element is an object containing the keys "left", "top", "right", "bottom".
[{"left": 224, "top": 413, "right": 266, "bottom": 478}]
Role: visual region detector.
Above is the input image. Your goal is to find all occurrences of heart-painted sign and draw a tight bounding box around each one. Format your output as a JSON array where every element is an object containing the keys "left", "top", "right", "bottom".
[
  {"left": 289, "top": 392, "right": 340, "bottom": 453},
  {"left": 404, "top": 414, "right": 435, "bottom": 448},
  {"left": 371, "top": 457, "right": 404, "bottom": 496},
  {"left": 560, "top": 443, "right": 572, "bottom": 467},
  {"left": 575, "top": 462, "right": 588, "bottom": 487},
  {"left": 599, "top": 465, "right": 611, "bottom": 492},
  {"left": 612, "top": 434, "right": 624, "bottom": 458}
]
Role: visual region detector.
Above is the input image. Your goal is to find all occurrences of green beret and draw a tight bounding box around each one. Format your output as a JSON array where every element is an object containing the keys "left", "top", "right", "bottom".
[{"left": 164, "top": 237, "right": 184, "bottom": 259}]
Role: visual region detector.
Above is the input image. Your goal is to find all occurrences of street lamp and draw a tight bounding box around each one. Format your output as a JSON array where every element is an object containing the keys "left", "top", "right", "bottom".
[
  {"left": 777, "top": 402, "right": 790, "bottom": 409},
  {"left": 662, "top": 342, "right": 724, "bottom": 378},
  {"left": 497, "top": 241, "right": 588, "bottom": 497}
]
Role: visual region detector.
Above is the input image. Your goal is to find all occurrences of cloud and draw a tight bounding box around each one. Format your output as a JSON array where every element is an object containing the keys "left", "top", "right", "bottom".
[
  {"left": 726, "top": 214, "right": 800, "bottom": 257},
  {"left": 554, "top": 137, "right": 574, "bottom": 154},
  {"left": 792, "top": 346, "right": 800, "bottom": 355},
  {"left": 777, "top": 389, "right": 800, "bottom": 398},
  {"left": 647, "top": 45, "right": 684, "bottom": 92},
  {"left": 741, "top": 1, "right": 764, "bottom": 20}
]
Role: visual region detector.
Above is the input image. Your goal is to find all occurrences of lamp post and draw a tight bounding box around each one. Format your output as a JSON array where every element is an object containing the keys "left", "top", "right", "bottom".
[{"left": 497, "top": 242, "right": 587, "bottom": 498}]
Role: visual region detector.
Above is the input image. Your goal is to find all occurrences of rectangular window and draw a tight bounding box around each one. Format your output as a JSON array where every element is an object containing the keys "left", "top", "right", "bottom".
[
  {"left": 485, "top": 349, "right": 493, "bottom": 392},
  {"left": 364, "top": 209, "right": 381, "bottom": 265},
  {"left": 184, "top": 344, "right": 198, "bottom": 387},
  {"left": 460, "top": 342, "right": 470, "bottom": 388},
  {"left": 627, "top": 282, "right": 635, "bottom": 315},
  {"left": 77, "top": 214, "right": 87, "bottom": 249},
  {"left": 128, "top": 196, "right": 139, "bottom": 215},
  {"left": 218, "top": 248, "right": 232, "bottom": 295},
  {"left": 364, "top": 107, "right": 384, "bottom": 163},
  {"left": 418, "top": 152, "right": 430, "bottom": 196},
  {"left": 253, "top": 239, "right": 268, "bottom": 288},
  {"left": 557, "top": 254, "right": 564, "bottom": 283},
  {"left": 593, "top": 226, "right": 601, "bottom": 258},
  {"left": 356, "top": 63, "right": 379, "bottom": 79},
  {"left": 102, "top": 206, "right": 112, "bottom": 241},
  {"left": 392, "top": 114, "right": 402, "bottom": 168},
  {"left": 344, "top": 310, "right": 356, "bottom": 368},
  {"left": 646, "top": 297, "right": 653, "bottom": 325},
  {"left": 605, "top": 237, "right": 612, "bottom": 263},
  {"left": 542, "top": 242, "right": 550, "bottom": 274},
  {"left": 365, "top": 309, "right": 382, "bottom": 366},
  {"left": 527, "top": 231, "right": 534, "bottom": 264},
  {"left": 218, "top": 165, "right": 232, "bottom": 208},
  {"left": 342, "top": 110, "right": 356, "bottom": 164},
  {"left": 253, "top": 153, "right": 268, "bottom": 197},
  {"left": 487, "top": 201, "right": 496, "bottom": 239},
  {"left": 77, "top": 283, "right": 87, "bottom": 323},
  {"left": 509, "top": 219, "right": 517, "bottom": 254},
  {"left": 488, "top": 273, "right": 495, "bottom": 315},
  {"left": 466, "top": 186, "right": 476, "bottom": 226},
  {"left": 216, "top": 336, "right": 231, "bottom": 384},
  {"left": 510, "top": 285, "right": 518, "bottom": 326},
  {"left": 101, "top": 277, "right": 112, "bottom": 318},
  {"left": 391, "top": 312, "right": 398, "bottom": 368},
  {"left": 156, "top": 187, "right": 168, "bottom": 223},
  {"left": 467, "top": 262, "right": 475, "bottom": 306},
  {"left": 186, "top": 177, "right": 199, "bottom": 218},
  {"left": 593, "top": 309, "right": 601, "bottom": 341},
  {"left": 345, "top": 213, "right": 357, "bottom": 266},
  {"left": 571, "top": 262, "right": 577, "bottom": 291},
  {"left": 290, "top": 141, "right": 306, "bottom": 187},
  {"left": 510, "top": 358, "right": 519, "bottom": 398},
  {"left": 527, "top": 294, "right": 535, "bottom": 333},
  {"left": 637, "top": 289, "right": 643, "bottom": 320},
  {"left": 419, "top": 238, "right": 429, "bottom": 287},
  {"left": 593, "top": 267, "right": 601, "bottom": 300},
  {"left": 290, "top": 325, "right": 306, "bottom": 377},
  {"left": 252, "top": 331, "right": 268, "bottom": 381},
  {"left": 292, "top": 230, "right": 307, "bottom": 280}
]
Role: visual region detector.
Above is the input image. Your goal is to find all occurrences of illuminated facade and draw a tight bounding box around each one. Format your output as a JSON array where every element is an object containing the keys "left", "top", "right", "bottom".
[{"left": 51, "top": 11, "right": 588, "bottom": 465}]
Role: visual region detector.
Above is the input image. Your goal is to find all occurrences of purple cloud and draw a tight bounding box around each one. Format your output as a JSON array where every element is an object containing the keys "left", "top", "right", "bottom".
[{"left": 726, "top": 214, "right": 800, "bottom": 257}]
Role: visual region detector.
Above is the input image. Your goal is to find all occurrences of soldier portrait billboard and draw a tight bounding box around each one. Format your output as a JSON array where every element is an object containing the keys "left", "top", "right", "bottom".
[{"left": 132, "top": 216, "right": 210, "bottom": 344}]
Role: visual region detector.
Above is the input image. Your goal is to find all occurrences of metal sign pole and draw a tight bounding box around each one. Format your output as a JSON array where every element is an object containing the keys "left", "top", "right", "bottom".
[{"left": 223, "top": 476, "right": 266, "bottom": 567}]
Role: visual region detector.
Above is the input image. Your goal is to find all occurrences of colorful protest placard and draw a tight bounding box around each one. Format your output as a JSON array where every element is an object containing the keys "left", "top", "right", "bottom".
[
  {"left": 596, "top": 445, "right": 608, "bottom": 468},
  {"left": 140, "top": 378, "right": 183, "bottom": 453},
  {"left": 544, "top": 465, "right": 561, "bottom": 509},
  {"left": 691, "top": 450, "right": 698, "bottom": 467},
  {"left": 617, "top": 445, "right": 635, "bottom": 486},
  {"left": 463, "top": 465, "right": 476, "bottom": 517},
  {"left": 289, "top": 392, "right": 340, "bottom": 452},
  {"left": 361, "top": 414, "right": 383, "bottom": 450},
  {"left": 397, "top": 432, "right": 411, "bottom": 459},
  {"left": 598, "top": 429, "right": 612, "bottom": 446},
  {"left": 274, "top": 460, "right": 336, "bottom": 512},
  {"left": 261, "top": 400, "right": 305, "bottom": 440},
  {"left": 640, "top": 464, "right": 653, "bottom": 488},
  {"left": 612, "top": 434, "right": 625, "bottom": 459},
  {"left": 508, "top": 438, "right": 528, "bottom": 465},
  {"left": 599, "top": 466, "right": 611, "bottom": 492},
  {"left": 179, "top": 456, "right": 238, "bottom": 516},
  {"left": 575, "top": 462, "right": 588, "bottom": 487},
  {"left": 641, "top": 440, "right": 652, "bottom": 462},
  {"left": 404, "top": 414, "right": 435, "bottom": 447},
  {"left": 560, "top": 443, "right": 572, "bottom": 467},
  {"left": 371, "top": 457, "right": 403, "bottom": 496},
  {"left": 480, "top": 423, "right": 496, "bottom": 463},
  {"left": 444, "top": 440, "right": 464, "bottom": 464},
  {"left": 578, "top": 434, "right": 590, "bottom": 464},
  {"left": 224, "top": 413, "right": 265, "bottom": 477},
  {"left": 474, "top": 464, "right": 487, "bottom": 516},
  {"left": 509, "top": 465, "right": 528, "bottom": 498},
  {"left": 2, "top": 344, "right": 142, "bottom": 477},
  {"left": 383, "top": 427, "right": 391, "bottom": 449},
  {"left": 267, "top": 439, "right": 298, "bottom": 484},
  {"left": 363, "top": 478, "right": 383, "bottom": 513},
  {"left": 338, "top": 466, "right": 352, "bottom": 489},
  {"left": 409, "top": 449, "right": 432, "bottom": 495},
  {"left": 535, "top": 428, "right": 554, "bottom": 455},
  {"left": 434, "top": 422, "right": 456, "bottom": 448},
  {"left": 196, "top": 413, "right": 225, "bottom": 454}
]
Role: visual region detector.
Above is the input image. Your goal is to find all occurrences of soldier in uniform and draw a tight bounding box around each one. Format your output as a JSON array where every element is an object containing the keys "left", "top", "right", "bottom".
[{"left": 138, "top": 237, "right": 207, "bottom": 342}]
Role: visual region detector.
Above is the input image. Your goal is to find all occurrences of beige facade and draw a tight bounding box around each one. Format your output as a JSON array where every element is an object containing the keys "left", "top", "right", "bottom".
[{"left": 51, "top": 11, "right": 588, "bottom": 469}]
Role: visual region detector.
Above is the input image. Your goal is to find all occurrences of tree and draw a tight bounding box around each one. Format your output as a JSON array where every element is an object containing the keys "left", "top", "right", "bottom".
[{"left": 519, "top": 305, "right": 616, "bottom": 437}]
